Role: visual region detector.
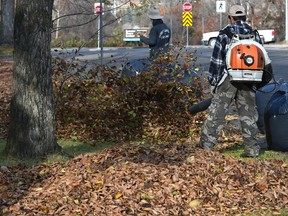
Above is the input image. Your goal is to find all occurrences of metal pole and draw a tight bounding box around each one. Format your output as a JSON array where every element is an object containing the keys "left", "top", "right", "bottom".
[
  {"left": 100, "top": 0, "right": 104, "bottom": 65},
  {"left": 113, "top": 0, "right": 116, "bottom": 16},
  {"left": 202, "top": 16, "right": 204, "bottom": 35},
  {"left": 170, "top": 0, "right": 173, "bottom": 45},
  {"left": 220, "top": 13, "right": 222, "bottom": 29},
  {"left": 97, "top": 18, "right": 100, "bottom": 49},
  {"left": 186, "top": 26, "right": 189, "bottom": 47},
  {"left": 286, "top": 0, "right": 288, "bottom": 42}
]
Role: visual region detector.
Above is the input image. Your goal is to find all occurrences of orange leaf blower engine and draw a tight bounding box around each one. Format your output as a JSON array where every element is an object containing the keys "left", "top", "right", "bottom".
[{"left": 226, "top": 35, "right": 266, "bottom": 82}]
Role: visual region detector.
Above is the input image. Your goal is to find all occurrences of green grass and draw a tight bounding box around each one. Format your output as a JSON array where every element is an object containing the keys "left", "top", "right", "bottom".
[
  {"left": 222, "top": 143, "right": 288, "bottom": 163},
  {"left": 0, "top": 139, "right": 287, "bottom": 167},
  {"left": 0, "top": 139, "right": 112, "bottom": 167},
  {"left": 241, "top": 209, "right": 288, "bottom": 216},
  {"left": 0, "top": 45, "right": 13, "bottom": 55}
]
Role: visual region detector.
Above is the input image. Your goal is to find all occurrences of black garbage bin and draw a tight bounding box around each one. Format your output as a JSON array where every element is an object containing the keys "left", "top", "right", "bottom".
[
  {"left": 264, "top": 89, "right": 288, "bottom": 152},
  {"left": 255, "top": 79, "right": 287, "bottom": 134}
]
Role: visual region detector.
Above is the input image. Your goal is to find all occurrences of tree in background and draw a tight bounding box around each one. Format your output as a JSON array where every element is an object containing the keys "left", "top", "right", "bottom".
[
  {"left": 0, "top": 0, "right": 14, "bottom": 45},
  {"left": 4, "top": 0, "right": 62, "bottom": 158},
  {"left": 0, "top": 0, "right": 282, "bottom": 48},
  {"left": 251, "top": 0, "right": 284, "bottom": 41}
]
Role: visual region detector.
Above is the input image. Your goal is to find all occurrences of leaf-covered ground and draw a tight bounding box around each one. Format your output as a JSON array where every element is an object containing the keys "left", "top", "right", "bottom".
[
  {"left": 1, "top": 57, "right": 287, "bottom": 215},
  {"left": 1, "top": 143, "right": 288, "bottom": 215}
]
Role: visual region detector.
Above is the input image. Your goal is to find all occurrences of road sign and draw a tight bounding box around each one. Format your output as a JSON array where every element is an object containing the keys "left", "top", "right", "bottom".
[
  {"left": 123, "top": 29, "right": 149, "bottom": 42},
  {"left": 183, "top": 12, "right": 193, "bottom": 26},
  {"left": 183, "top": 2, "right": 192, "bottom": 12},
  {"left": 216, "top": 1, "right": 226, "bottom": 13},
  {"left": 94, "top": 3, "right": 104, "bottom": 15}
]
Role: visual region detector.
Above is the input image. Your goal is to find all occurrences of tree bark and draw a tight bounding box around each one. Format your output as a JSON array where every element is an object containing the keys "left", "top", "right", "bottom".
[
  {"left": 4, "top": 0, "right": 61, "bottom": 158},
  {"left": 1, "top": 0, "right": 14, "bottom": 44}
]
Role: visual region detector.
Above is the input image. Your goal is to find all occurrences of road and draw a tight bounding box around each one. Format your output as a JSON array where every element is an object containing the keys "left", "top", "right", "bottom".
[
  {"left": 53, "top": 45, "right": 288, "bottom": 82},
  {"left": 191, "top": 45, "right": 288, "bottom": 82}
]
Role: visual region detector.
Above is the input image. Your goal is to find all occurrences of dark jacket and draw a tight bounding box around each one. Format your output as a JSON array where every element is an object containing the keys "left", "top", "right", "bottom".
[{"left": 140, "top": 19, "right": 171, "bottom": 59}]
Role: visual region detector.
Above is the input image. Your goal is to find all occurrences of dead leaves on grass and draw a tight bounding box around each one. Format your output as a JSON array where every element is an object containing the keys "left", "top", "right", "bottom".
[{"left": 0, "top": 143, "right": 287, "bottom": 215}]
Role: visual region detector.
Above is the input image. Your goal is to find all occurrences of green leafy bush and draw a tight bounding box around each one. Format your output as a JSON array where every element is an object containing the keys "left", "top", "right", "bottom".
[{"left": 51, "top": 36, "right": 85, "bottom": 48}]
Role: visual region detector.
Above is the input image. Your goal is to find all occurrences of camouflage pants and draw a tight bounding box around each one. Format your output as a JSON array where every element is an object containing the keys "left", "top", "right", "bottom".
[{"left": 200, "top": 77, "right": 258, "bottom": 150}]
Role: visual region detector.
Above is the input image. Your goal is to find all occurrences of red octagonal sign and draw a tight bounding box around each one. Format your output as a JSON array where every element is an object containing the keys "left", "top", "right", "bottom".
[
  {"left": 183, "top": 2, "right": 192, "bottom": 12},
  {"left": 95, "top": 5, "right": 101, "bottom": 14}
]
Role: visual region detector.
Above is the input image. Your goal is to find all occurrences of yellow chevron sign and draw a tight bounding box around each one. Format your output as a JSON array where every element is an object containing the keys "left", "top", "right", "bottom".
[{"left": 183, "top": 12, "right": 193, "bottom": 26}]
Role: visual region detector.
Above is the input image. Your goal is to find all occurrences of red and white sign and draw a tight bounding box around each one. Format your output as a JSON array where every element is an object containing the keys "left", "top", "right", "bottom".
[
  {"left": 94, "top": 3, "right": 104, "bottom": 15},
  {"left": 183, "top": 2, "right": 192, "bottom": 12}
]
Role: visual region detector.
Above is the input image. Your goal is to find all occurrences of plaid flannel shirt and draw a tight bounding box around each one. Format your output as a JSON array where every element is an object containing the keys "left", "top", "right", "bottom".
[{"left": 207, "top": 21, "right": 262, "bottom": 86}]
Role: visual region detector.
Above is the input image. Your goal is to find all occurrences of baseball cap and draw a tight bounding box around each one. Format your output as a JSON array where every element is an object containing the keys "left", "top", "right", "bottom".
[{"left": 228, "top": 5, "right": 246, "bottom": 16}]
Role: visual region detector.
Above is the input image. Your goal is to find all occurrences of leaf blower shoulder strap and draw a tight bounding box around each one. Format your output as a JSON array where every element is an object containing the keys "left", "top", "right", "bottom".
[{"left": 220, "top": 27, "right": 259, "bottom": 41}]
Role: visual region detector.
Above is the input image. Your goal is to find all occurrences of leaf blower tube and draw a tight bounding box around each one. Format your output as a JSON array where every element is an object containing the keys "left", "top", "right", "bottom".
[{"left": 189, "top": 98, "right": 212, "bottom": 115}]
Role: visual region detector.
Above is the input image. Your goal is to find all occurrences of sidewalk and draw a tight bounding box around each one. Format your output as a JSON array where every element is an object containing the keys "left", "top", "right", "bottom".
[
  {"left": 0, "top": 54, "right": 13, "bottom": 59},
  {"left": 264, "top": 42, "right": 288, "bottom": 48}
]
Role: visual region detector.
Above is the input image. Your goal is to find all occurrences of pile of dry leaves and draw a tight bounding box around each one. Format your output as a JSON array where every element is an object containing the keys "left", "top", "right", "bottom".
[
  {"left": 0, "top": 58, "right": 287, "bottom": 215},
  {"left": 0, "top": 143, "right": 287, "bottom": 215}
]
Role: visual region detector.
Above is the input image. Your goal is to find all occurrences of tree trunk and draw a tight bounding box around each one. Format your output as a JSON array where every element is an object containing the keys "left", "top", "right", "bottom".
[
  {"left": 4, "top": 0, "right": 61, "bottom": 158},
  {"left": 1, "top": 0, "right": 14, "bottom": 44}
]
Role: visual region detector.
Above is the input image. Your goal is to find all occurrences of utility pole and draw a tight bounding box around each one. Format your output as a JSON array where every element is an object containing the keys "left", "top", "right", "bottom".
[
  {"left": 286, "top": 0, "right": 288, "bottom": 42},
  {"left": 100, "top": 0, "right": 104, "bottom": 65},
  {"left": 170, "top": 0, "right": 173, "bottom": 45}
]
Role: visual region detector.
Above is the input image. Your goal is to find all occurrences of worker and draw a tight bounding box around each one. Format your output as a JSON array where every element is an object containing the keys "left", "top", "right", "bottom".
[{"left": 140, "top": 6, "right": 171, "bottom": 59}]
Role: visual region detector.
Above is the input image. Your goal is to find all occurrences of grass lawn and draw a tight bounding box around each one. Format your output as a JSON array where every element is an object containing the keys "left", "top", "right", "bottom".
[
  {"left": 0, "top": 45, "right": 13, "bottom": 55},
  {"left": 0, "top": 139, "right": 111, "bottom": 167},
  {"left": 0, "top": 138, "right": 287, "bottom": 167}
]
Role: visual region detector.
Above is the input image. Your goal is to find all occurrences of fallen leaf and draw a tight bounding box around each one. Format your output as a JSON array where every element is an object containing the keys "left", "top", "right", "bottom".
[{"left": 189, "top": 199, "right": 201, "bottom": 208}]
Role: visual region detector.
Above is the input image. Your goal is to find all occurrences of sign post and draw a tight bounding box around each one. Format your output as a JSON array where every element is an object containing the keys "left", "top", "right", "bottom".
[
  {"left": 216, "top": 1, "right": 226, "bottom": 29},
  {"left": 94, "top": 3, "right": 104, "bottom": 65},
  {"left": 94, "top": 3, "right": 101, "bottom": 50},
  {"left": 182, "top": 2, "right": 192, "bottom": 47},
  {"left": 286, "top": 0, "right": 288, "bottom": 42}
]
